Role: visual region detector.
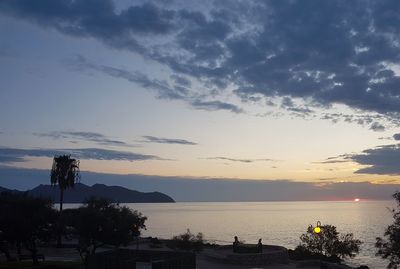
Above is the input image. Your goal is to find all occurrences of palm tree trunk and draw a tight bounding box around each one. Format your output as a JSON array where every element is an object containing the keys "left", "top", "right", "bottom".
[
  {"left": 57, "top": 189, "right": 64, "bottom": 247},
  {"left": 60, "top": 188, "right": 64, "bottom": 212}
]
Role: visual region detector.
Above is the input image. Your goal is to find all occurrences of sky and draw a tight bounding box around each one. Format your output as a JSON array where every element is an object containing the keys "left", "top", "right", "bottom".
[{"left": 1, "top": 0, "right": 400, "bottom": 201}]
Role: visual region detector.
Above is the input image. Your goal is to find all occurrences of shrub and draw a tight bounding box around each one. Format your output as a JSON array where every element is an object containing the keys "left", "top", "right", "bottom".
[
  {"left": 168, "top": 229, "right": 204, "bottom": 251},
  {"left": 295, "top": 224, "right": 361, "bottom": 261}
]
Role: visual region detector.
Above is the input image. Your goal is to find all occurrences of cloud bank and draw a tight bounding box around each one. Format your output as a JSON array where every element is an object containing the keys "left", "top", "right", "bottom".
[
  {"left": 142, "top": 136, "right": 197, "bottom": 145},
  {"left": 321, "top": 143, "right": 400, "bottom": 175},
  {"left": 349, "top": 144, "right": 400, "bottom": 175},
  {"left": 2, "top": 0, "right": 400, "bottom": 121},
  {"left": 35, "top": 131, "right": 133, "bottom": 147},
  {"left": 0, "top": 167, "right": 397, "bottom": 202},
  {"left": 0, "top": 147, "right": 162, "bottom": 163}
]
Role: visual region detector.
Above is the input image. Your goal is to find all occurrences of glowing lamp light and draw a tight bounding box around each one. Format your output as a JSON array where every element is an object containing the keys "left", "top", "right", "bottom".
[
  {"left": 313, "top": 221, "right": 322, "bottom": 234},
  {"left": 314, "top": 226, "right": 321, "bottom": 234}
]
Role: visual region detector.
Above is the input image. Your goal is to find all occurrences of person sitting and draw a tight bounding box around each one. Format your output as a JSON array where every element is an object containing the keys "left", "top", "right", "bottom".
[
  {"left": 233, "top": 236, "right": 240, "bottom": 252},
  {"left": 257, "top": 238, "right": 263, "bottom": 253}
]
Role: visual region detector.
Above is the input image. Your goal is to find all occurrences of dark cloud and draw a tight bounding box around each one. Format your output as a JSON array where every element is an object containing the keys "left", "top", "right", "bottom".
[
  {"left": 3, "top": 0, "right": 400, "bottom": 121},
  {"left": 320, "top": 112, "right": 396, "bottom": 129},
  {"left": 369, "top": 122, "right": 385, "bottom": 132},
  {"left": 393, "top": 133, "right": 400, "bottom": 141},
  {"left": 35, "top": 131, "right": 132, "bottom": 147},
  {"left": 0, "top": 0, "right": 175, "bottom": 52},
  {"left": 68, "top": 55, "right": 189, "bottom": 100},
  {"left": 142, "top": 136, "right": 197, "bottom": 145},
  {"left": 0, "top": 167, "right": 396, "bottom": 201},
  {"left": 317, "top": 177, "right": 337, "bottom": 181},
  {"left": 206, "top": 157, "right": 275, "bottom": 163},
  {"left": 279, "top": 97, "right": 315, "bottom": 118},
  {"left": 0, "top": 147, "right": 162, "bottom": 163},
  {"left": 68, "top": 55, "right": 243, "bottom": 113},
  {"left": 313, "top": 159, "right": 350, "bottom": 164},
  {"left": 190, "top": 100, "right": 243, "bottom": 113},
  {"left": 347, "top": 144, "right": 400, "bottom": 175}
]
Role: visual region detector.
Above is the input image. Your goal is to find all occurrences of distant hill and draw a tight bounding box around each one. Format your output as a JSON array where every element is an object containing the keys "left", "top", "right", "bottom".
[
  {"left": 0, "top": 183, "right": 175, "bottom": 203},
  {"left": 0, "top": 186, "right": 10, "bottom": 193},
  {"left": 0, "top": 186, "right": 20, "bottom": 193}
]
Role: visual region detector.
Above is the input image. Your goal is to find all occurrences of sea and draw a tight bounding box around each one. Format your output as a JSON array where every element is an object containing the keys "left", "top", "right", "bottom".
[
  {"left": 126, "top": 201, "right": 394, "bottom": 269},
  {"left": 66, "top": 200, "right": 394, "bottom": 268}
]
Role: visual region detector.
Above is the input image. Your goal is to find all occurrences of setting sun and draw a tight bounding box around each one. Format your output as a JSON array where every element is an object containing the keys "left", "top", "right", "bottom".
[{"left": 354, "top": 198, "right": 360, "bottom": 202}]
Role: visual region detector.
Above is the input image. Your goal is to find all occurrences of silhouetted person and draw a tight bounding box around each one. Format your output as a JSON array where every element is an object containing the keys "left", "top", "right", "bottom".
[
  {"left": 233, "top": 236, "right": 240, "bottom": 252},
  {"left": 257, "top": 238, "right": 263, "bottom": 253}
]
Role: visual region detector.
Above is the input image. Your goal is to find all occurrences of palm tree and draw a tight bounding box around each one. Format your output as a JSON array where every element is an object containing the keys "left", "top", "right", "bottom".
[{"left": 50, "top": 155, "right": 80, "bottom": 247}]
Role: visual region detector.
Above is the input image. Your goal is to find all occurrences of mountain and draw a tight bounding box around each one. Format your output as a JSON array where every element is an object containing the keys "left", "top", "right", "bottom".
[
  {"left": 0, "top": 183, "right": 175, "bottom": 203},
  {"left": 0, "top": 186, "right": 20, "bottom": 193}
]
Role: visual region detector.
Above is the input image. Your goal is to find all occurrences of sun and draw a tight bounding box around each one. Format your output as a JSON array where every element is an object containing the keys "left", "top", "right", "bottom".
[{"left": 354, "top": 198, "right": 360, "bottom": 202}]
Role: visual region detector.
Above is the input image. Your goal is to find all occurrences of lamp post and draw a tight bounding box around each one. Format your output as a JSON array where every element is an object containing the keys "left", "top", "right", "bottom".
[{"left": 313, "top": 221, "right": 322, "bottom": 234}]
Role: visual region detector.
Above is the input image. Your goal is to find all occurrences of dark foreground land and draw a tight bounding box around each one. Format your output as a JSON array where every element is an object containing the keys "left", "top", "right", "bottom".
[{"left": 0, "top": 239, "right": 361, "bottom": 269}]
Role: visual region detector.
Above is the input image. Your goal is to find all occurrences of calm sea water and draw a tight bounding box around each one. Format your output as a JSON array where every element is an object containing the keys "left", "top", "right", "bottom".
[{"left": 123, "top": 201, "right": 394, "bottom": 269}]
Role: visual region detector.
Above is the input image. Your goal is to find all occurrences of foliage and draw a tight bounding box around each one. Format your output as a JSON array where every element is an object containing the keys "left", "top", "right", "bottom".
[
  {"left": 0, "top": 192, "right": 57, "bottom": 264},
  {"left": 376, "top": 191, "right": 400, "bottom": 269},
  {"left": 70, "top": 197, "right": 146, "bottom": 267},
  {"left": 289, "top": 245, "right": 340, "bottom": 263},
  {"left": 0, "top": 261, "right": 81, "bottom": 269},
  {"left": 50, "top": 155, "right": 80, "bottom": 189},
  {"left": 296, "top": 224, "right": 361, "bottom": 261},
  {"left": 50, "top": 155, "right": 80, "bottom": 209},
  {"left": 168, "top": 229, "right": 204, "bottom": 251},
  {"left": 50, "top": 154, "right": 80, "bottom": 246}
]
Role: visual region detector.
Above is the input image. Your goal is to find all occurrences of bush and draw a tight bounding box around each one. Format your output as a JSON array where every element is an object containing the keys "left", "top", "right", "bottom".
[
  {"left": 376, "top": 191, "right": 400, "bottom": 269},
  {"left": 289, "top": 245, "right": 340, "bottom": 263},
  {"left": 168, "top": 229, "right": 204, "bottom": 251},
  {"left": 296, "top": 224, "right": 361, "bottom": 261}
]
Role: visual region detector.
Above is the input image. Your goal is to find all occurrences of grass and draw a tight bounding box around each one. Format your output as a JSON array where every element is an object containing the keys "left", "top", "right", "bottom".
[{"left": 0, "top": 261, "right": 82, "bottom": 269}]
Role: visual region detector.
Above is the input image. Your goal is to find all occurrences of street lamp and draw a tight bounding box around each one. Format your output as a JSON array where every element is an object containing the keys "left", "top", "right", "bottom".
[{"left": 313, "top": 221, "right": 322, "bottom": 234}]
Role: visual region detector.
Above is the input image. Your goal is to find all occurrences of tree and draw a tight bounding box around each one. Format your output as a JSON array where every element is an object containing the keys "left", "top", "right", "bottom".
[
  {"left": 0, "top": 192, "right": 57, "bottom": 265},
  {"left": 70, "top": 197, "right": 146, "bottom": 268},
  {"left": 376, "top": 192, "right": 400, "bottom": 269},
  {"left": 50, "top": 154, "right": 80, "bottom": 246},
  {"left": 295, "top": 224, "right": 361, "bottom": 261}
]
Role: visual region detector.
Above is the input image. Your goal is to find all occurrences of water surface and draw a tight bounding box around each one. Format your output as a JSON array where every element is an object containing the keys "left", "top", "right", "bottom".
[{"left": 125, "top": 201, "right": 394, "bottom": 268}]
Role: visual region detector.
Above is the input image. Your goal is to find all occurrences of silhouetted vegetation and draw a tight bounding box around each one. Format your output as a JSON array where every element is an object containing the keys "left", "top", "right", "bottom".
[
  {"left": 50, "top": 155, "right": 80, "bottom": 247},
  {"left": 167, "top": 229, "right": 204, "bottom": 251},
  {"left": 68, "top": 197, "right": 147, "bottom": 267},
  {"left": 0, "top": 192, "right": 57, "bottom": 265},
  {"left": 294, "top": 224, "right": 361, "bottom": 262},
  {"left": 376, "top": 191, "right": 400, "bottom": 269},
  {"left": 0, "top": 261, "right": 80, "bottom": 269},
  {"left": 0, "top": 191, "right": 147, "bottom": 267}
]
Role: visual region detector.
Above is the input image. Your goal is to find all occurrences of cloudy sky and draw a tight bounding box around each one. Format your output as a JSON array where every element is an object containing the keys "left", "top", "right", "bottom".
[{"left": 1, "top": 0, "right": 400, "bottom": 200}]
